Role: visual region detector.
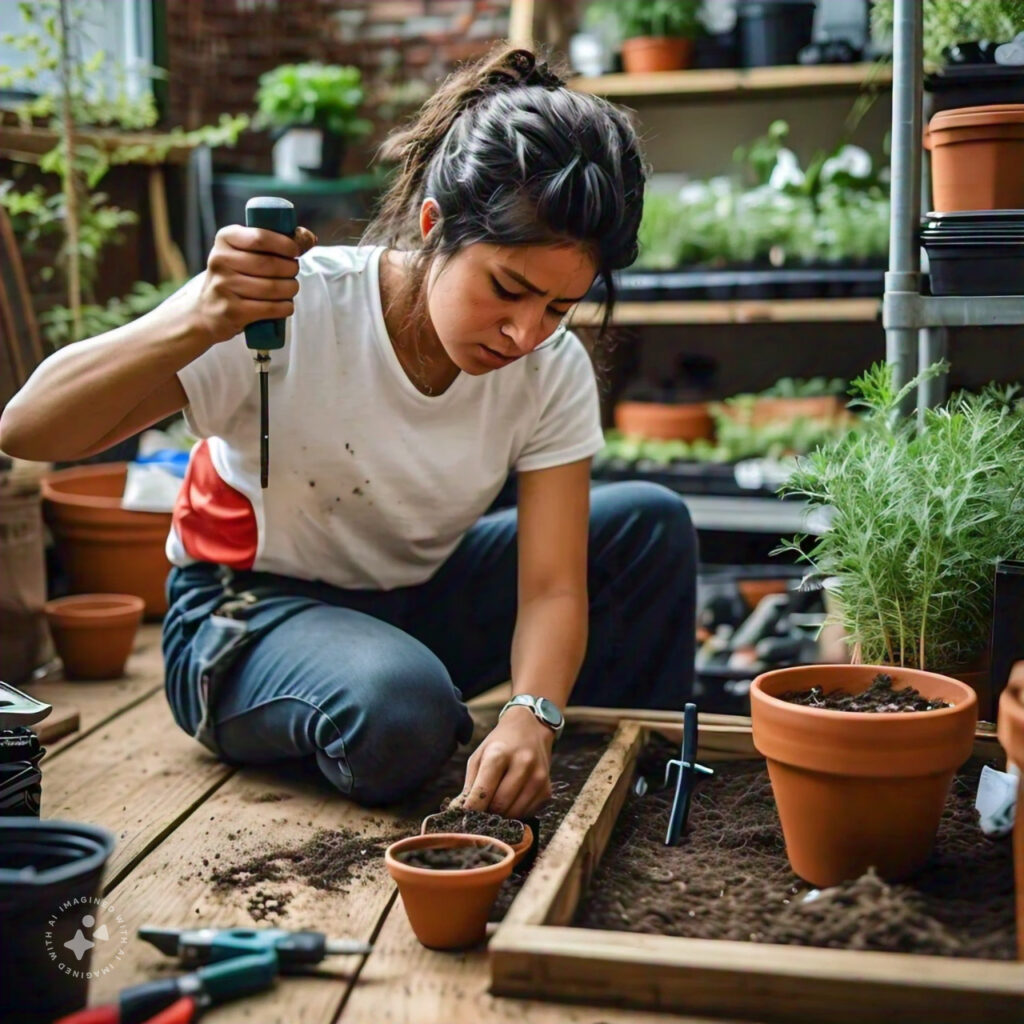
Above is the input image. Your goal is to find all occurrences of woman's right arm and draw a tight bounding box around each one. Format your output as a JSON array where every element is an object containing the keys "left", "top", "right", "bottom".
[{"left": 0, "top": 224, "right": 314, "bottom": 462}]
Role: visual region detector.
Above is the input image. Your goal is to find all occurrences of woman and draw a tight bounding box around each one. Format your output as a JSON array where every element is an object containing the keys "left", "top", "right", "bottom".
[{"left": 0, "top": 48, "right": 697, "bottom": 820}]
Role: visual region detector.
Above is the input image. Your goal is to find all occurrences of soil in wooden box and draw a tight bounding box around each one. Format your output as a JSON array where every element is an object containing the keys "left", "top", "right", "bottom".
[
  {"left": 573, "top": 739, "right": 1016, "bottom": 959},
  {"left": 209, "top": 730, "right": 609, "bottom": 923}
]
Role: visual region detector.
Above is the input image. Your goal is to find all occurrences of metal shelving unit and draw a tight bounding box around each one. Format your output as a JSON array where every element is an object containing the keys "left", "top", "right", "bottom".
[{"left": 884, "top": 0, "right": 1024, "bottom": 412}]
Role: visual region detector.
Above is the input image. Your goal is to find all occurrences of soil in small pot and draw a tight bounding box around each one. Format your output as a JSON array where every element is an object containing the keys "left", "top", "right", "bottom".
[
  {"left": 396, "top": 844, "right": 506, "bottom": 870},
  {"left": 573, "top": 739, "right": 1016, "bottom": 959},
  {"left": 423, "top": 809, "right": 525, "bottom": 846},
  {"left": 778, "top": 672, "right": 952, "bottom": 713}
]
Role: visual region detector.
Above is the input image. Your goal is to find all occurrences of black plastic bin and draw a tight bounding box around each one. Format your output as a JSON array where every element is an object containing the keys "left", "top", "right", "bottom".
[
  {"left": 0, "top": 819, "right": 116, "bottom": 1024},
  {"left": 737, "top": 0, "right": 817, "bottom": 68}
]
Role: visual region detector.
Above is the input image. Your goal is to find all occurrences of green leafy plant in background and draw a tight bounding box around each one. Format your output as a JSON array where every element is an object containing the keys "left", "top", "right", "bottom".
[
  {"left": 585, "top": 0, "right": 704, "bottom": 40},
  {"left": 777, "top": 362, "right": 1024, "bottom": 673},
  {"left": 0, "top": 0, "right": 247, "bottom": 346},
  {"left": 760, "top": 377, "right": 847, "bottom": 399},
  {"left": 634, "top": 120, "right": 889, "bottom": 269},
  {"left": 255, "top": 63, "right": 372, "bottom": 139},
  {"left": 872, "top": 0, "right": 1024, "bottom": 69}
]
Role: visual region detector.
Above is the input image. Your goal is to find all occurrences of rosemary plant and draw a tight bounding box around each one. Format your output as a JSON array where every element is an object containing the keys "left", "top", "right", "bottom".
[{"left": 777, "top": 362, "right": 1024, "bottom": 673}]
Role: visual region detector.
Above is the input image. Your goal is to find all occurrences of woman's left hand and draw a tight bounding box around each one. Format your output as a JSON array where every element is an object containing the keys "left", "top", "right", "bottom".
[{"left": 451, "top": 706, "right": 554, "bottom": 820}]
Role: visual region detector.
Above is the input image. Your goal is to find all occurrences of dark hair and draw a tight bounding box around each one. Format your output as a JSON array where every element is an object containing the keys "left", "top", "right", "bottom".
[{"left": 362, "top": 46, "right": 647, "bottom": 338}]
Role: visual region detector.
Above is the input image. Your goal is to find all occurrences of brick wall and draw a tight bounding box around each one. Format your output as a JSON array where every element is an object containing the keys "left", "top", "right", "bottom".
[{"left": 165, "top": 0, "right": 512, "bottom": 174}]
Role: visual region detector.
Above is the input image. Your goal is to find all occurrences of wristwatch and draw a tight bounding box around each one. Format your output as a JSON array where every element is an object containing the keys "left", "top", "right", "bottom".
[{"left": 498, "top": 694, "right": 565, "bottom": 739}]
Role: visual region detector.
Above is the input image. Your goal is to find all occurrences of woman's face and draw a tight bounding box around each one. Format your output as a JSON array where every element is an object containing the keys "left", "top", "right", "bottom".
[{"left": 423, "top": 234, "right": 597, "bottom": 376}]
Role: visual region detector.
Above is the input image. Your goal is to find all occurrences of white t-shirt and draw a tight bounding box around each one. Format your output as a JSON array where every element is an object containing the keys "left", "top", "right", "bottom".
[{"left": 167, "top": 245, "right": 603, "bottom": 590}]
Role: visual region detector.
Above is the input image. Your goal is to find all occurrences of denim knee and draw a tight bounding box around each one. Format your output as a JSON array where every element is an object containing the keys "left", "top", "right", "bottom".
[
  {"left": 593, "top": 481, "right": 697, "bottom": 568},
  {"left": 337, "top": 659, "right": 474, "bottom": 806}
]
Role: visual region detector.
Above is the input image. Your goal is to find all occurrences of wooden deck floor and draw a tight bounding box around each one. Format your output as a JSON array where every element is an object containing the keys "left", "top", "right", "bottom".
[{"left": 34, "top": 626, "right": 757, "bottom": 1024}]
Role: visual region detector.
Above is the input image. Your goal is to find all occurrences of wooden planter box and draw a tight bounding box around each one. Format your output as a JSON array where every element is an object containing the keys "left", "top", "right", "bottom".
[{"left": 490, "top": 712, "right": 1024, "bottom": 1024}]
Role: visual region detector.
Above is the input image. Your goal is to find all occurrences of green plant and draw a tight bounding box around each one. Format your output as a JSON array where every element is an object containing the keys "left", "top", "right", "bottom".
[
  {"left": 0, "top": 0, "right": 247, "bottom": 345},
  {"left": 255, "top": 63, "right": 372, "bottom": 138},
  {"left": 872, "top": 0, "right": 1024, "bottom": 68},
  {"left": 584, "top": 0, "right": 703, "bottom": 40},
  {"left": 777, "top": 362, "right": 1024, "bottom": 673},
  {"left": 760, "top": 377, "right": 848, "bottom": 399}
]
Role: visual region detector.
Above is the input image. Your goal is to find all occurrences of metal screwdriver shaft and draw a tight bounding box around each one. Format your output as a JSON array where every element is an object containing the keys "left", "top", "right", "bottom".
[{"left": 243, "top": 197, "right": 297, "bottom": 489}]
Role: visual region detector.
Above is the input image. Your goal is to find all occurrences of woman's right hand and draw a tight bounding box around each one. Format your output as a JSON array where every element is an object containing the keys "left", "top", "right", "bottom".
[{"left": 192, "top": 224, "right": 318, "bottom": 346}]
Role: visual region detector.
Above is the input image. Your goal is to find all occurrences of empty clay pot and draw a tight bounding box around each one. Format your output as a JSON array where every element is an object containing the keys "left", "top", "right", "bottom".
[
  {"left": 385, "top": 833, "right": 514, "bottom": 950},
  {"left": 613, "top": 401, "right": 714, "bottom": 441},
  {"left": 996, "top": 665, "right": 1024, "bottom": 960},
  {"left": 926, "top": 103, "right": 1024, "bottom": 211},
  {"left": 621, "top": 36, "right": 694, "bottom": 73},
  {"left": 44, "top": 594, "right": 144, "bottom": 680},
  {"left": 751, "top": 664, "right": 977, "bottom": 887},
  {"left": 42, "top": 463, "right": 172, "bottom": 618}
]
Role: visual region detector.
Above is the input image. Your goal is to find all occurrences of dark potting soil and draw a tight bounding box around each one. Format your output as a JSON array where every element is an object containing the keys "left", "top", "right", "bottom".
[
  {"left": 210, "top": 730, "right": 610, "bottom": 923},
  {"left": 778, "top": 672, "right": 952, "bottom": 712},
  {"left": 396, "top": 843, "right": 505, "bottom": 870},
  {"left": 423, "top": 808, "right": 525, "bottom": 845},
  {"left": 574, "top": 739, "right": 1016, "bottom": 959}
]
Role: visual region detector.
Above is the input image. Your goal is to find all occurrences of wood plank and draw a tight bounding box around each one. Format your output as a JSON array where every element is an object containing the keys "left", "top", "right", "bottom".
[
  {"left": 503, "top": 722, "right": 644, "bottom": 929},
  {"left": 93, "top": 766, "right": 403, "bottom": 1023},
  {"left": 491, "top": 924, "right": 1024, "bottom": 1024},
  {"left": 41, "top": 690, "right": 232, "bottom": 889},
  {"left": 341, "top": 891, "right": 751, "bottom": 1024},
  {"left": 571, "top": 62, "right": 892, "bottom": 99},
  {"left": 573, "top": 298, "right": 879, "bottom": 326},
  {"left": 34, "top": 624, "right": 165, "bottom": 757},
  {"left": 35, "top": 704, "right": 80, "bottom": 744}
]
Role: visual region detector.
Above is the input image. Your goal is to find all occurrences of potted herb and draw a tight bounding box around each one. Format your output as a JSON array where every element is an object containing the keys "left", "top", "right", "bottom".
[
  {"left": 255, "top": 63, "right": 372, "bottom": 180},
  {"left": 778, "top": 361, "right": 1024, "bottom": 688},
  {"left": 588, "top": 0, "right": 704, "bottom": 73}
]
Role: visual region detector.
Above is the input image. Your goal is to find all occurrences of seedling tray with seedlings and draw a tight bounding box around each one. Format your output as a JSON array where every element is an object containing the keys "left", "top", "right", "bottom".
[{"left": 490, "top": 713, "right": 1024, "bottom": 1024}]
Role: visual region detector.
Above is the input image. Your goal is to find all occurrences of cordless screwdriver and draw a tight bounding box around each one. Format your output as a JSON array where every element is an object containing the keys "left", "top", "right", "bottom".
[{"left": 243, "top": 196, "right": 298, "bottom": 488}]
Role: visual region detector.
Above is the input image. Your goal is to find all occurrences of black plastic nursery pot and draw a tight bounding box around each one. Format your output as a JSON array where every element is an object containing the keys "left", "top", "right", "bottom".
[
  {"left": 736, "top": 0, "right": 816, "bottom": 68},
  {"left": 926, "top": 64, "right": 1024, "bottom": 115},
  {"left": 0, "top": 819, "right": 116, "bottom": 1024},
  {"left": 925, "top": 242, "right": 1024, "bottom": 295}
]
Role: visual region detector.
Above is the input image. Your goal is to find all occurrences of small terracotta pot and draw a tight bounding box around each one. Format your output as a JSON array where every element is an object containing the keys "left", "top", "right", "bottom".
[
  {"left": 621, "top": 36, "right": 694, "bottom": 74},
  {"left": 996, "top": 667, "right": 1024, "bottom": 960},
  {"left": 926, "top": 103, "right": 1024, "bottom": 211},
  {"left": 751, "top": 664, "right": 978, "bottom": 887},
  {"left": 737, "top": 578, "right": 790, "bottom": 611},
  {"left": 42, "top": 464, "right": 172, "bottom": 618},
  {"left": 385, "top": 833, "right": 514, "bottom": 950},
  {"left": 613, "top": 401, "right": 713, "bottom": 441},
  {"left": 44, "top": 594, "right": 144, "bottom": 680}
]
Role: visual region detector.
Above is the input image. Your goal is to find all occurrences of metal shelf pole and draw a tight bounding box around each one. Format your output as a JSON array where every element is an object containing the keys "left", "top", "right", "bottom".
[{"left": 884, "top": 0, "right": 924, "bottom": 415}]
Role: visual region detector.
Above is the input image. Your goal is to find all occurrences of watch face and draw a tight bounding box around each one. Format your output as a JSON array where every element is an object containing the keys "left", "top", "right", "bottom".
[{"left": 536, "top": 697, "right": 563, "bottom": 726}]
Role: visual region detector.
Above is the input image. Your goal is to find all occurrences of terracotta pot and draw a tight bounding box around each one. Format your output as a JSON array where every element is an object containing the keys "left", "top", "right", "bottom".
[
  {"left": 996, "top": 668, "right": 1024, "bottom": 960},
  {"left": 721, "top": 395, "right": 847, "bottom": 428},
  {"left": 42, "top": 464, "right": 172, "bottom": 618},
  {"left": 737, "top": 578, "right": 790, "bottom": 611},
  {"left": 385, "top": 833, "right": 515, "bottom": 950},
  {"left": 613, "top": 401, "right": 713, "bottom": 441},
  {"left": 751, "top": 664, "right": 978, "bottom": 886},
  {"left": 621, "top": 36, "right": 694, "bottom": 74},
  {"left": 926, "top": 103, "right": 1024, "bottom": 211},
  {"left": 44, "top": 593, "right": 144, "bottom": 680}
]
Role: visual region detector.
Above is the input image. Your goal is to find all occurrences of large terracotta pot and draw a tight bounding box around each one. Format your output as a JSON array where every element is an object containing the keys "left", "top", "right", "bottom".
[
  {"left": 621, "top": 36, "right": 694, "bottom": 74},
  {"left": 996, "top": 665, "right": 1024, "bottom": 960},
  {"left": 720, "top": 395, "right": 847, "bottom": 428},
  {"left": 613, "top": 401, "right": 714, "bottom": 441},
  {"left": 41, "top": 464, "right": 172, "bottom": 618},
  {"left": 751, "top": 664, "right": 978, "bottom": 887},
  {"left": 385, "top": 833, "right": 514, "bottom": 950},
  {"left": 926, "top": 103, "right": 1024, "bottom": 211}
]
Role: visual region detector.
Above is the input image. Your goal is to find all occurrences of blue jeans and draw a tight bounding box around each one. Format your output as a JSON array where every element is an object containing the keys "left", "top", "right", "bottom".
[{"left": 162, "top": 482, "right": 697, "bottom": 804}]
